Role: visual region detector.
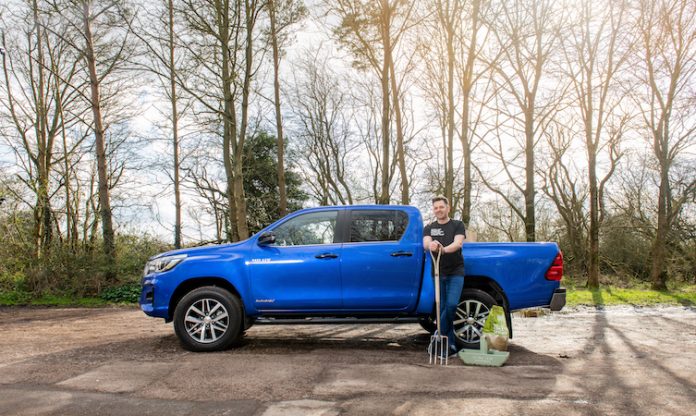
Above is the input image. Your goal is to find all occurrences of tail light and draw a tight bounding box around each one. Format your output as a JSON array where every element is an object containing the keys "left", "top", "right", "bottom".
[{"left": 545, "top": 252, "right": 563, "bottom": 281}]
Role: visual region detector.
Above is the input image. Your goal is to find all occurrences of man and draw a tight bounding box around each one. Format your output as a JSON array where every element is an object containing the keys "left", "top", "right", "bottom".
[{"left": 423, "top": 196, "right": 466, "bottom": 356}]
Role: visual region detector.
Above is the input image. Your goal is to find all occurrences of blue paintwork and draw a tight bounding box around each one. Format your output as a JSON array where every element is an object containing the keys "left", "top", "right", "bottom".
[{"left": 140, "top": 205, "right": 561, "bottom": 321}]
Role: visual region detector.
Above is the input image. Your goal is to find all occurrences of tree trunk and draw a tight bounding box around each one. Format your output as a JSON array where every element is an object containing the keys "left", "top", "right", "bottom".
[
  {"left": 524, "top": 109, "right": 536, "bottom": 242},
  {"left": 444, "top": 10, "right": 455, "bottom": 207},
  {"left": 168, "top": 0, "right": 182, "bottom": 248},
  {"left": 269, "top": 0, "right": 287, "bottom": 217},
  {"left": 233, "top": 0, "right": 256, "bottom": 241},
  {"left": 378, "top": 0, "right": 391, "bottom": 205},
  {"left": 587, "top": 149, "right": 600, "bottom": 289},
  {"left": 83, "top": 1, "right": 116, "bottom": 271},
  {"left": 219, "top": 0, "right": 238, "bottom": 242},
  {"left": 388, "top": 57, "right": 408, "bottom": 205},
  {"left": 32, "top": 0, "right": 52, "bottom": 259},
  {"left": 459, "top": 0, "right": 480, "bottom": 227},
  {"left": 650, "top": 169, "right": 670, "bottom": 290}
]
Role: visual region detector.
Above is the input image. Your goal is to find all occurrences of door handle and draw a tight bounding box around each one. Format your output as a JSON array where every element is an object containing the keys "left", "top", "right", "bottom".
[
  {"left": 390, "top": 251, "right": 413, "bottom": 257},
  {"left": 315, "top": 253, "right": 339, "bottom": 259}
]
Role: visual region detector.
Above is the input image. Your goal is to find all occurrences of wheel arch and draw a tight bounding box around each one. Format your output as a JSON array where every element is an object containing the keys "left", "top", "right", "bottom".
[{"left": 167, "top": 277, "right": 243, "bottom": 322}]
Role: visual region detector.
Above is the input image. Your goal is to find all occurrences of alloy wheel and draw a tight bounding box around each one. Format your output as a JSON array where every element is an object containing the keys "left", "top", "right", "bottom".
[{"left": 184, "top": 298, "right": 230, "bottom": 344}]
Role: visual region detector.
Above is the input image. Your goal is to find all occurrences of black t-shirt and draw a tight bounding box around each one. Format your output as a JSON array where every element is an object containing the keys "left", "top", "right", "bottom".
[{"left": 423, "top": 219, "right": 466, "bottom": 276}]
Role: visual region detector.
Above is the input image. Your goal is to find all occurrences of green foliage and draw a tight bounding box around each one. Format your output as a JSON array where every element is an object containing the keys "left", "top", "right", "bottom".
[
  {"left": 0, "top": 218, "right": 168, "bottom": 298},
  {"left": 243, "top": 131, "right": 308, "bottom": 233},
  {"left": 0, "top": 291, "right": 108, "bottom": 306},
  {"left": 0, "top": 290, "right": 32, "bottom": 305},
  {"left": 100, "top": 283, "right": 141, "bottom": 303}
]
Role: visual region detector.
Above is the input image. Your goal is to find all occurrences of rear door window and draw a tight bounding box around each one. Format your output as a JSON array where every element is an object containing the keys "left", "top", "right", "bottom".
[{"left": 349, "top": 210, "right": 409, "bottom": 243}]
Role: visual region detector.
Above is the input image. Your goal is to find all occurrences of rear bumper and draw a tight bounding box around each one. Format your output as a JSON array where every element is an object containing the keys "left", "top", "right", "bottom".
[{"left": 549, "top": 287, "right": 566, "bottom": 311}]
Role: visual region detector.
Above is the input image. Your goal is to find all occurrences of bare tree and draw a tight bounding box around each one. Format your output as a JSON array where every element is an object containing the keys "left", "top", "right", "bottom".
[
  {"left": 329, "top": 0, "right": 416, "bottom": 204},
  {"left": 0, "top": 0, "right": 87, "bottom": 259},
  {"left": 418, "top": 0, "right": 494, "bottom": 223},
  {"left": 288, "top": 51, "right": 360, "bottom": 205},
  {"left": 482, "top": 0, "right": 565, "bottom": 242},
  {"left": 560, "top": 0, "right": 629, "bottom": 288},
  {"left": 636, "top": 0, "right": 696, "bottom": 290},
  {"left": 34, "top": 0, "right": 137, "bottom": 277},
  {"left": 177, "top": 0, "right": 264, "bottom": 241},
  {"left": 130, "top": 0, "right": 190, "bottom": 248},
  {"left": 267, "top": 0, "right": 306, "bottom": 216},
  {"left": 540, "top": 121, "right": 589, "bottom": 272}
]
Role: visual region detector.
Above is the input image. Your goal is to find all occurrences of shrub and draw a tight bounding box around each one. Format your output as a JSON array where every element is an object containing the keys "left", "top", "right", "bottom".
[{"left": 100, "top": 283, "right": 141, "bottom": 303}]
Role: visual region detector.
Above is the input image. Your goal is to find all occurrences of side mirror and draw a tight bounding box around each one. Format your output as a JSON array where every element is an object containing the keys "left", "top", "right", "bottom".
[{"left": 257, "top": 232, "right": 276, "bottom": 246}]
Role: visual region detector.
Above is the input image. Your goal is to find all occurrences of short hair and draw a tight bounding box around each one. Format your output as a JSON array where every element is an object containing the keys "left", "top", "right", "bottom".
[{"left": 431, "top": 196, "right": 449, "bottom": 206}]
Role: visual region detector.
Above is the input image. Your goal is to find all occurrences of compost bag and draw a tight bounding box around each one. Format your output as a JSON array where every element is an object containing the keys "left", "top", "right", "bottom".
[{"left": 482, "top": 305, "right": 509, "bottom": 351}]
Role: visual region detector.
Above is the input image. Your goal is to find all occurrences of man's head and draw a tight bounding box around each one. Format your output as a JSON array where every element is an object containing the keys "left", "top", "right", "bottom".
[{"left": 431, "top": 196, "right": 450, "bottom": 221}]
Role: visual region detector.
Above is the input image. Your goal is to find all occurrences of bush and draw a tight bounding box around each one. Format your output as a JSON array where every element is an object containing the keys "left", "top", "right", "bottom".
[
  {"left": 600, "top": 214, "right": 652, "bottom": 281},
  {"left": 0, "top": 231, "right": 169, "bottom": 298},
  {"left": 100, "top": 283, "right": 141, "bottom": 303}
]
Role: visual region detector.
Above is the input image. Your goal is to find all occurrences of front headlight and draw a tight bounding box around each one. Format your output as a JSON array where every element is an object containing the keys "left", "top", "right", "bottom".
[{"left": 143, "top": 254, "right": 187, "bottom": 276}]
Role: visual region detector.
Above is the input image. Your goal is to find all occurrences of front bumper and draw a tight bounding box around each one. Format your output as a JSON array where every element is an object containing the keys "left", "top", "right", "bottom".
[
  {"left": 139, "top": 276, "right": 169, "bottom": 319},
  {"left": 549, "top": 287, "right": 566, "bottom": 311}
]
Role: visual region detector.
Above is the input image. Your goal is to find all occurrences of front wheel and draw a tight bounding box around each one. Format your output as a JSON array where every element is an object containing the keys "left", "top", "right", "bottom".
[
  {"left": 453, "top": 289, "right": 497, "bottom": 349},
  {"left": 173, "top": 286, "right": 244, "bottom": 352}
]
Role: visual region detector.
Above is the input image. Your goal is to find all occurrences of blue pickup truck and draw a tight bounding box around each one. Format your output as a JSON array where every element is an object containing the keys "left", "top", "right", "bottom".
[{"left": 140, "top": 205, "right": 565, "bottom": 352}]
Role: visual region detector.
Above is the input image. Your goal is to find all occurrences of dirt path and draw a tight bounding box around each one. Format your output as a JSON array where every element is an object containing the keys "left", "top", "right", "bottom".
[{"left": 1, "top": 306, "right": 695, "bottom": 415}]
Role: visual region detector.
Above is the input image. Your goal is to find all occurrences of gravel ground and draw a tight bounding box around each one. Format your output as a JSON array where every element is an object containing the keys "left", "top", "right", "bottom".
[{"left": 1, "top": 305, "right": 695, "bottom": 415}]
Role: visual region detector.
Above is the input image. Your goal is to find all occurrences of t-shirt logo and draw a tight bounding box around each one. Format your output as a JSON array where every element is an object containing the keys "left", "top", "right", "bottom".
[{"left": 431, "top": 228, "right": 445, "bottom": 237}]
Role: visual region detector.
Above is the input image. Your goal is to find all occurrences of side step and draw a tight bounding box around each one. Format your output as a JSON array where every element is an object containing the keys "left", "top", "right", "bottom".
[{"left": 253, "top": 317, "right": 422, "bottom": 325}]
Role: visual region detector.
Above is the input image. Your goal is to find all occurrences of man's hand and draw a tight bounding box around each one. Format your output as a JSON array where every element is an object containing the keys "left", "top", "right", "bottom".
[{"left": 429, "top": 240, "right": 442, "bottom": 252}]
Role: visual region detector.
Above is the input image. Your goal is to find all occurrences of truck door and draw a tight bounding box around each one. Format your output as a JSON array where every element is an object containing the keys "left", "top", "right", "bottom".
[
  {"left": 340, "top": 209, "right": 422, "bottom": 310},
  {"left": 249, "top": 210, "right": 342, "bottom": 311}
]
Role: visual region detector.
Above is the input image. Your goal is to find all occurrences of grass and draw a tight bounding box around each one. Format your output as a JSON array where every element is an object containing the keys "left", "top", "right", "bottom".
[
  {"left": 566, "top": 286, "right": 696, "bottom": 307},
  {"left": 2, "top": 285, "right": 695, "bottom": 308},
  {"left": 0, "top": 291, "right": 114, "bottom": 307}
]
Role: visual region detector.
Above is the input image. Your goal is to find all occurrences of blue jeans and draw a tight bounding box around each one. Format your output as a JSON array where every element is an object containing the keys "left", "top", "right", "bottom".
[{"left": 438, "top": 274, "right": 464, "bottom": 350}]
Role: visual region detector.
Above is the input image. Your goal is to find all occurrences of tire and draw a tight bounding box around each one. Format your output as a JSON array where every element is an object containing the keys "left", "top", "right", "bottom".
[
  {"left": 418, "top": 316, "right": 436, "bottom": 334},
  {"left": 173, "top": 286, "right": 244, "bottom": 352},
  {"left": 454, "top": 288, "right": 497, "bottom": 349},
  {"left": 244, "top": 316, "right": 255, "bottom": 330}
]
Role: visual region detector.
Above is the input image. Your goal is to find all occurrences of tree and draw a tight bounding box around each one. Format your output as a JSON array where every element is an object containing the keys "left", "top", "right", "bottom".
[
  {"left": 540, "top": 121, "right": 588, "bottom": 273},
  {"left": 329, "top": 0, "right": 416, "bottom": 204},
  {"left": 418, "top": 0, "right": 493, "bottom": 223},
  {"left": 267, "top": 0, "right": 306, "bottom": 217},
  {"left": 0, "top": 0, "right": 87, "bottom": 259},
  {"left": 560, "top": 0, "right": 629, "bottom": 288},
  {"left": 38, "top": 0, "right": 137, "bottom": 278},
  {"left": 243, "top": 131, "right": 307, "bottom": 232},
  {"left": 288, "top": 50, "right": 360, "bottom": 205},
  {"left": 130, "top": 0, "right": 190, "bottom": 248},
  {"left": 178, "top": 0, "right": 264, "bottom": 241},
  {"left": 481, "top": 0, "right": 565, "bottom": 242},
  {"left": 636, "top": 0, "right": 696, "bottom": 290}
]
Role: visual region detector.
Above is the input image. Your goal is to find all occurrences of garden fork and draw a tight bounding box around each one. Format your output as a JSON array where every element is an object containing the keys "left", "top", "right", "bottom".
[{"left": 428, "top": 247, "right": 448, "bottom": 365}]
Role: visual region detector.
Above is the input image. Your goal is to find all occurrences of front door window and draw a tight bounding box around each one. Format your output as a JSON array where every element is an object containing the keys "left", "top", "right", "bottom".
[{"left": 271, "top": 211, "right": 338, "bottom": 246}]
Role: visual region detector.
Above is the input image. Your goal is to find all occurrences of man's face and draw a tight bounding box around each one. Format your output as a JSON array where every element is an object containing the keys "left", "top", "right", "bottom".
[{"left": 432, "top": 200, "right": 449, "bottom": 220}]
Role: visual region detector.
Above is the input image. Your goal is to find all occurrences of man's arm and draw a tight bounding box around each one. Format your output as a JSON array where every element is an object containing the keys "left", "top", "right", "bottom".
[{"left": 441, "top": 234, "right": 464, "bottom": 254}]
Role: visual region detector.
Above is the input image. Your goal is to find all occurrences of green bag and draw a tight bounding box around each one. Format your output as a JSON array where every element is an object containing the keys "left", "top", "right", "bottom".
[{"left": 482, "top": 305, "right": 509, "bottom": 351}]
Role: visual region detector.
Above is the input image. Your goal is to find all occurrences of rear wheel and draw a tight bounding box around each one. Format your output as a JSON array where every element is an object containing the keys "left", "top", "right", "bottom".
[
  {"left": 454, "top": 289, "right": 497, "bottom": 349},
  {"left": 173, "top": 286, "right": 243, "bottom": 352}
]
